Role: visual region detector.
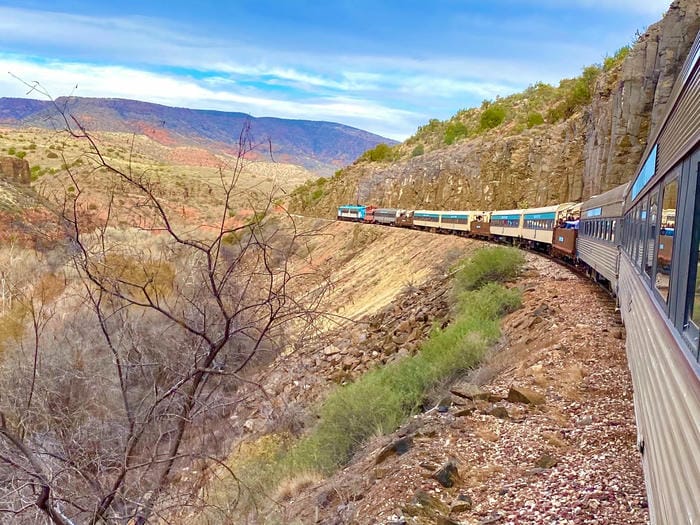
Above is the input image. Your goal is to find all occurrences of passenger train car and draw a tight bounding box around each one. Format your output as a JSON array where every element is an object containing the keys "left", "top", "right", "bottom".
[
  {"left": 334, "top": 28, "right": 700, "bottom": 524},
  {"left": 577, "top": 184, "right": 627, "bottom": 291}
]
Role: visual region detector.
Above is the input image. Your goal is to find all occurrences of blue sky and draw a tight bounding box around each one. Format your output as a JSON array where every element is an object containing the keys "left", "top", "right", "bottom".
[{"left": 0, "top": 1, "right": 671, "bottom": 140}]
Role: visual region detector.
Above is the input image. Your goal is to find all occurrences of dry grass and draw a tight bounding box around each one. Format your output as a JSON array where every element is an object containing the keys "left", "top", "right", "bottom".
[{"left": 275, "top": 471, "right": 323, "bottom": 502}]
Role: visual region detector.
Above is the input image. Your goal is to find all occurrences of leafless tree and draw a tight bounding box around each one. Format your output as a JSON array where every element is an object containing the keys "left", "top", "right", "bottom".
[{"left": 0, "top": 90, "right": 330, "bottom": 524}]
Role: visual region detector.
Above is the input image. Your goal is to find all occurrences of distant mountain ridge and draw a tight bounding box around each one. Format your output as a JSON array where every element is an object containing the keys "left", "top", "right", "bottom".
[{"left": 0, "top": 97, "right": 396, "bottom": 175}]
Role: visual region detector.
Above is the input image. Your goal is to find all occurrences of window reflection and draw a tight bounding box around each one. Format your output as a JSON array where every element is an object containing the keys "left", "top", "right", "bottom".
[
  {"left": 645, "top": 192, "right": 658, "bottom": 277},
  {"left": 655, "top": 180, "right": 678, "bottom": 302}
]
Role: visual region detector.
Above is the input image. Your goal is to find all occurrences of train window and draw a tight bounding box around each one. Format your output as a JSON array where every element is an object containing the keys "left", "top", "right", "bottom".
[
  {"left": 637, "top": 198, "right": 649, "bottom": 270},
  {"left": 655, "top": 179, "right": 678, "bottom": 303},
  {"left": 644, "top": 191, "right": 659, "bottom": 278},
  {"left": 685, "top": 163, "right": 700, "bottom": 355},
  {"left": 611, "top": 220, "right": 616, "bottom": 243},
  {"left": 630, "top": 204, "right": 641, "bottom": 265}
]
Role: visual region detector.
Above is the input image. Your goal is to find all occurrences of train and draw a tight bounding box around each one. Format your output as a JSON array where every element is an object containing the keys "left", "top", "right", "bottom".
[{"left": 337, "top": 30, "right": 700, "bottom": 525}]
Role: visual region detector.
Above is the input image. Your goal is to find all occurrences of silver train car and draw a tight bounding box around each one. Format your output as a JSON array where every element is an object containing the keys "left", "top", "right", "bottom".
[
  {"left": 578, "top": 184, "right": 627, "bottom": 292},
  {"left": 616, "top": 31, "right": 700, "bottom": 524}
]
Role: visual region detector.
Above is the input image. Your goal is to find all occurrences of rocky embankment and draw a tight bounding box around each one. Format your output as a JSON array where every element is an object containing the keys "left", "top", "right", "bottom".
[
  {"left": 269, "top": 252, "right": 646, "bottom": 525},
  {"left": 292, "top": 0, "right": 699, "bottom": 216}
]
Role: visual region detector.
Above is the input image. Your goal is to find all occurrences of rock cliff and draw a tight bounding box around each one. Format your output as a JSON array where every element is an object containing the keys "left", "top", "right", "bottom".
[
  {"left": 292, "top": 0, "right": 700, "bottom": 216},
  {"left": 0, "top": 157, "right": 30, "bottom": 185}
]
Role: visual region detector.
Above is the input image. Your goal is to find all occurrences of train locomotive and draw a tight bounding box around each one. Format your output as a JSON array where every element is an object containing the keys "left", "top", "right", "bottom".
[{"left": 336, "top": 29, "right": 700, "bottom": 524}]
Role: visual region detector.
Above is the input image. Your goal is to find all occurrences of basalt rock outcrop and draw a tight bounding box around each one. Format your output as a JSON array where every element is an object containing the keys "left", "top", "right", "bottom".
[{"left": 295, "top": 0, "right": 700, "bottom": 216}]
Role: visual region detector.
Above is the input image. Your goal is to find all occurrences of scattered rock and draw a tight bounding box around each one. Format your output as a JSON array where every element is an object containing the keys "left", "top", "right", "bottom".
[
  {"left": 450, "top": 493, "right": 473, "bottom": 513},
  {"left": 375, "top": 436, "right": 414, "bottom": 464},
  {"left": 507, "top": 385, "right": 545, "bottom": 405},
  {"left": 436, "top": 516, "right": 461, "bottom": 525},
  {"left": 535, "top": 453, "right": 559, "bottom": 469},
  {"left": 454, "top": 407, "right": 476, "bottom": 417},
  {"left": 403, "top": 489, "right": 449, "bottom": 518},
  {"left": 433, "top": 460, "right": 460, "bottom": 488},
  {"left": 323, "top": 345, "right": 341, "bottom": 356},
  {"left": 487, "top": 406, "right": 510, "bottom": 419},
  {"left": 451, "top": 382, "right": 491, "bottom": 401},
  {"left": 576, "top": 415, "right": 594, "bottom": 426}
]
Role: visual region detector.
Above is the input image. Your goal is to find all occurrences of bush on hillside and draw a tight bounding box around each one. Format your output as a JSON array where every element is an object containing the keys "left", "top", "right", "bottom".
[
  {"left": 480, "top": 104, "right": 507, "bottom": 131},
  {"left": 604, "top": 46, "right": 631, "bottom": 72},
  {"left": 526, "top": 112, "right": 545, "bottom": 128},
  {"left": 455, "top": 246, "right": 525, "bottom": 291},
  {"left": 360, "top": 143, "right": 396, "bottom": 162},
  {"left": 444, "top": 121, "right": 469, "bottom": 145}
]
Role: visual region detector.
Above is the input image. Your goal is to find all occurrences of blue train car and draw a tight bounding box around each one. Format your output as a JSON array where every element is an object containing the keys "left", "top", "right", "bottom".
[{"left": 337, "top": 205, "right": 367, "bottom": 222}]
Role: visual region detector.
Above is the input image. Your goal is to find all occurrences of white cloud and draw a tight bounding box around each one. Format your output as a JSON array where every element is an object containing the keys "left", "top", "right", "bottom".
[
  {"left": 0, "top": 55, "right": 419, "bottom": 140},
  {"left": 565, "top": 0, "right": 671, "bottom": 16}
]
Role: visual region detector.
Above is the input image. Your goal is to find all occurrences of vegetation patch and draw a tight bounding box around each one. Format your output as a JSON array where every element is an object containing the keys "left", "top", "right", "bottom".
[{"left": 455, "top": 246, "right": 525, "bottom": 291}]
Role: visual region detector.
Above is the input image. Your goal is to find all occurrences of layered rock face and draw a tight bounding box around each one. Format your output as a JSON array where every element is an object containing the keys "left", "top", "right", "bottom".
[
  {"left": 297, "top": 0, "right": 699, "bottom": 216},
  {"left": 0, "top": 157, "right": 30, "bottom": 185},
  {"left": 583, "top": 0, "right": 700, "bottom": 197}
]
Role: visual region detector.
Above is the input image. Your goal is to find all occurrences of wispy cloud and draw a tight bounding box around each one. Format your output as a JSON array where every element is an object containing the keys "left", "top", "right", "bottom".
[{"left": 0, "top": 55, "right": 420, "bottom": 140}]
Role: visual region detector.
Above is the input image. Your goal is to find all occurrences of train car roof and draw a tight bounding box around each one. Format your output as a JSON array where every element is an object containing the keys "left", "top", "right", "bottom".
[
  {"left": 581, "top": 183, "right": 629, "bottom": 218},
  {"left": 521, "top": 205, "right": 559, "bottom": 215},
  {"left": 491, "top": 209, "right": 523, "bottom": 216}
]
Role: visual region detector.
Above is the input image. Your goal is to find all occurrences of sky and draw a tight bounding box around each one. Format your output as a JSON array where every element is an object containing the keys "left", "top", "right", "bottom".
[{"left": 0, "top": 1, "right": 672, "bottom": 140}]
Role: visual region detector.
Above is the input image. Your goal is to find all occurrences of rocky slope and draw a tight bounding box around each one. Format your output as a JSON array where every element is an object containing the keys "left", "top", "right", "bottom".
[
  {"left": 291, "top": 0, "right": 700, "bottom": 216},
  {"left": 262, "top": 252, "right": 646, "bottom": 525},
  {"left": 0, "top": 97, "right": 397, "bottom": 176}
]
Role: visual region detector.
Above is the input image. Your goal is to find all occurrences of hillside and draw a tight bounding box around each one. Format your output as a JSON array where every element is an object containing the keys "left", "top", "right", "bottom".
[
  {"left": 0, "top": 97, "right": 397, "bottom": 176},
  {"left": 289, "top": 0, "right": 700, "bottom": 215},
  {"left": 0, "top": 156, "right": 64, "bottom": 250}
]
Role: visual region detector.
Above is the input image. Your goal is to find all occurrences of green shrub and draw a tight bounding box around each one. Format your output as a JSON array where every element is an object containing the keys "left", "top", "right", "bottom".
[
  {"left": 603, "top": 46, "right": 630, "bottom": 71},
  {"left": 15, "top": 151, "right": 26, "bottom": 159},
  {"left": 526, "top": 112, "right": 545, "bottom": 128},
  {"left": 360, "top": 143, "right": 396, "bottom": 162},
  {"left": 444, "top": 121, "right": 469, "bottom": 145},
  {"left": 7, "top": 147, "right": 15, "bottom": 155},
  {"left": 46, "top": 151, "right": 58, "bottom": 159},
  {"left": 480, "top": 104, "right": 507, "bottom": 130},
  {"left": 455, "top": 246, "right": 525, "bottom": 291},
  {"left": 29, "top": 165, "right": 43, "bottom": 181},
  {"left": 411, "top": 144, "right": 424, "bottom": 157}
]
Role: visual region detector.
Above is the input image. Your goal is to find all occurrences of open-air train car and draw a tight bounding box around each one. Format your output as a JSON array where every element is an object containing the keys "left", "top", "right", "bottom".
[
  {"left": 617, "top": 29, "right": 700, "bottom": 524},
  {"left": 489, "top": 209, "right": 523, "bottom": 240},
  {"left": 412, "top": 210, "right": 441, "bottom": 230},
  {"left": 521, "top": 203, "right": 580, "bottom": 246}
]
